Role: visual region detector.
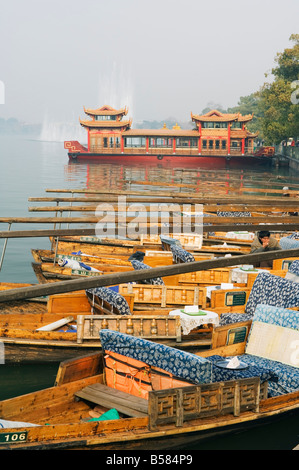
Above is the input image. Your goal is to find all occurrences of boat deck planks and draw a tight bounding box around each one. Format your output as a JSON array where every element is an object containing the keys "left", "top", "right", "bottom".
[{"left": 75, "top": 383, "right": 148, "bottom": 417}]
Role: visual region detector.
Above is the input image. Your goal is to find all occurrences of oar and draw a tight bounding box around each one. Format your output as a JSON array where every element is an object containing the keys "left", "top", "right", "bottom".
[{"left": 1, "top": 248, "right": 299, "bottom": 302}]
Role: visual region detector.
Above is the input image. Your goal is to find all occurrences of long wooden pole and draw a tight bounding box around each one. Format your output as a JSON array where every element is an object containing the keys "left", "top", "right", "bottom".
[
  {"left": 0, "top": 216, "right": 299, "bottom": 224},
  {"left": 27, "top": 204, "right": 299, "bottom": 212},
  {"left": 29, "top": 196, "right": 299, "bottom": 204},
  {"left": 1, "top": 248, "right": 299, "bottom": 301},
  {"left": 43, "top": 188, "right": 298, "bottom": 200},
  {"left": 0, "top": 223, "right": 299, "bottom": 238}
]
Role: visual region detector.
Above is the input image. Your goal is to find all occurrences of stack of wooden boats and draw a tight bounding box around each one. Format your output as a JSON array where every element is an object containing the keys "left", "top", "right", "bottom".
[
  {"left": 0, "top": 302, "right": 299, "bottom": 450},
  {"left": 0, "top": 178, "right": 299, "bottom": 448},
  {"left": 1, "top": 181, "right": 299, "bottom": 364}
]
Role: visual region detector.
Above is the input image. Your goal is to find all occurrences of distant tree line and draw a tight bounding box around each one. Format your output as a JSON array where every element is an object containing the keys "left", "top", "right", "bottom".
[
  {"left": 0, "top": 117, "right": 41, "bottom": 135},
  {"left": 227, "top": 34, "right": 299, "bottom": 145},
  {"left": 137, "top": 35, "right": 299, "bottom": 145}
]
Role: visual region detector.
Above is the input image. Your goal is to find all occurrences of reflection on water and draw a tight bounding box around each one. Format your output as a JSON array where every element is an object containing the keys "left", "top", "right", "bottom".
[{"left": 0, "top": 363, "right": 59, "bottom": 400}]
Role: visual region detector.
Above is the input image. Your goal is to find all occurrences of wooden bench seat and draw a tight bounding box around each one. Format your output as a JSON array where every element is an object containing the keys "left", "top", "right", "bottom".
[{"left": 75, "top": 383, "right": 148, "bottom": 418}]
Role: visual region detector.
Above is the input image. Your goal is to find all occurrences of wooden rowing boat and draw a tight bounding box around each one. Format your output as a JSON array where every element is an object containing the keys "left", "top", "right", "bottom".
[
  {"left": 0, "top": 302, "right": 298, "bottom": 450},
  {"left": 0, "top": 278, "right": 253, "bottom": 363}
]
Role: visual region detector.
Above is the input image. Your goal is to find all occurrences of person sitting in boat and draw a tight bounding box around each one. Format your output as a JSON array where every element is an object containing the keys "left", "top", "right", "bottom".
[{"left": 250, "top": 230, "right": 281, "bottom": 268}]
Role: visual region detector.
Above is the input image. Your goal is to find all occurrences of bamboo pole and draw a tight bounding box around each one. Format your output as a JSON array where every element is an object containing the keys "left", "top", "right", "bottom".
[{"left": 0, "top": 248, "right": 299, "bottom": 301}]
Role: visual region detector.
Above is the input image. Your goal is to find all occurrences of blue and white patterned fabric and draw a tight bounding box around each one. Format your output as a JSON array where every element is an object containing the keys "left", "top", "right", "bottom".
[
  {"left": 219, "top": 305, "right": 299, "bottom": 397},
  {"left": 212, "top": 305, "right": 299, "bottom": 397},
  {"left": 245, "top": 272, "right": 299, "bottom": 316},
  {"left": 99, "top": 329, "right": 282, "bottom": 393},
  {"left": 219, "top": 313, "right": 253, "bottom": 326},
  {"left": 170, "top": 245, "right": 195, "bottom": 263},
  {"left": 250, "top": 303, "right": 299, "bottom": 330},
  {"left": 285, "top": 260, "right": 299, "bottom": 283},
  {"left": 279, "top": 236, "right": 299, "bottom": 249},
  {"left": 99, "top": 329, "right": 212, "bottom": 384},
  {"left": 288, "top": 260, "right": 299, "bottom": 275},
  {"left": 130, "top": 259, "right": 164, "bottom": 285},
  {"left": 86, "top": 287, "right": 131, "bottom": 315},
  {"left": 285, "top": 232, "right": 299, "bottom": 239},
  {"left": 241, "top": 354, "right": 299, "bottom": 396},
  {"left": 242, "top": 304, "right": 299, "bottom": 396},
  {"left": 219, "top": 272, "right": 299, "bottom": 326},
  {"left": 217, "top": 210, "right": 251, "bottom": 217},
  {"left": 207, "top": 355, "right": 278, "bottom": 386}
]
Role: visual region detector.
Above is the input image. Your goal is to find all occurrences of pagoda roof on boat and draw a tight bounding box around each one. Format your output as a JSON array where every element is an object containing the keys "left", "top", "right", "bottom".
[
  {"left": 191, "top": 109, "right": 253, "bottom": 123},
  {"left": 246, "top": 130, "right": 259, "bottom": 138},
  {"left": 79, "top": 118, "right": 132, "bottom": 128},
  {"left": 83, "top": 105, "right": 128, "bottom": 117}
]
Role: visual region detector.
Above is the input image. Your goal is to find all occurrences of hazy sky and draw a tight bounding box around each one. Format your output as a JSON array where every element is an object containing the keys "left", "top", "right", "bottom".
[{"left": 0, "top": 0, "right": 298, "bottom": 126}]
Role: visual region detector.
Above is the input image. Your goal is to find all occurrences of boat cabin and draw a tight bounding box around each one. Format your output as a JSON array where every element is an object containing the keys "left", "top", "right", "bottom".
[{"left": 77, "top": 106, "right": 258, "bottom": 157}]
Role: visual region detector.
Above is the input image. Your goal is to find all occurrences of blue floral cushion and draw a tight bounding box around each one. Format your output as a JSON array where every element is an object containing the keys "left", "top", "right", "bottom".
[
  {"left": 219, "top": 273, "right": 299, "bottom": 326},
  {"left": 230, "top": 305, "right": 299, "bottom": 397},
  {"left": 170, "top": 245, "right": 195, "bottom": 263},
  {"left": 251, "top": 303, "right": 299, "bottom": 330},
  {"left": 99, "top": 329, "right": 212, "bottom": 384},
  {"left": 209, "top": 303, "right": 299, "bottom": 396},
  {"left": 289, "top": 260, "right": 299, "bottom": 275},
  {"left": 242, "top": 354, "right": 299, "bottom": 396},
  {"left": 245, "top": 272, "right": 299, "bottom": 315},
  {"left": 217, "top": 211, "right": 251, "bottom": 217},
  {"left": 286, "top": 232, "right": 299, "bottom": 240},
  {"left": 207, "top": 354, "right": 277, "bottom": 386},
  {"left": 86, "top": 287, "right": 131, "bottom": 315},
  {"left": 279, "top": 237, "right": 299, "bottom": 249},
  {"left": 130, "top": 259, "right": 164, "bottom": 285},
  {"left": 219, "top": 313, "right": 253, "bottom": 326}
]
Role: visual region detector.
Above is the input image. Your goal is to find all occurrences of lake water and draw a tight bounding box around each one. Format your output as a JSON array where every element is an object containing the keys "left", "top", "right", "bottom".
[{"left": 0, "top": 134, "right": 298, "bottom": 450}]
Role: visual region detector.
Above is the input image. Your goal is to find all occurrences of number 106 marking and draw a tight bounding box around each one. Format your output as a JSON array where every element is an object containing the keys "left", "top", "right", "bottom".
[{"left": 0, "top": 431, "right": 28, "bottom": 444}]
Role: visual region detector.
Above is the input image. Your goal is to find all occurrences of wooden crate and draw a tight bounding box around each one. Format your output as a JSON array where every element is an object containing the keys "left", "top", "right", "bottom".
[
  {"left": 76, "top": 314, "right": 182, "bottom": 343},
  {"left": 119, "top": 284, "right": 207, "bottom": 308}
]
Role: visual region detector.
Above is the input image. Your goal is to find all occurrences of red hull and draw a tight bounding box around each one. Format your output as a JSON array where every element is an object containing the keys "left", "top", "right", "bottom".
[{"left": 68, "top": 152, "right": 272, "bottom": 169}]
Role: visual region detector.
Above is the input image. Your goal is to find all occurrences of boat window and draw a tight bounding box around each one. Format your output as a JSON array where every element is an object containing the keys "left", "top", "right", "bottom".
[
  {"left": 231, "top": 121, "right": 242, "bottom": 128},
  {"left": 208, "top": 140, "right": 213, "bottom": 149},
  {"left": 95, "top": 115, "right": 116, "bottom": 121},
  {"left": 215, "top": 140, "right": 220, "bottom": 149},
  {"left": 202, "top": 140, "right": 207, "bottom": 149},
  {"left": 221, "top": 140, "right": 227, "bottom": 149},
  {"left": 125, "top": 137, "right": 146, "bottom": 147},
  {"left": 202, "top": 122, "right": 227, "bottom": 128}
]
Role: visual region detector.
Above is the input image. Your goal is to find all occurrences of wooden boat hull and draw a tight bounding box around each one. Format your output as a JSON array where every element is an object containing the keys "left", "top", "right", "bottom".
[
  {"left": 2, "top": 341, "right": 101, "bottom": 364},
  {"left": 0, "top": 350, "right": 298, "bottom": 450}
]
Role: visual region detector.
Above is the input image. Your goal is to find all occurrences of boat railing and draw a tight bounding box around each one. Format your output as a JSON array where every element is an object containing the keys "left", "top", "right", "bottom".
[
  {"left": 148, "top": 376, "right": 268, "bottom": 430},
  {"left": 76, "top": 314, "right": 182, "bottom": 343}
]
